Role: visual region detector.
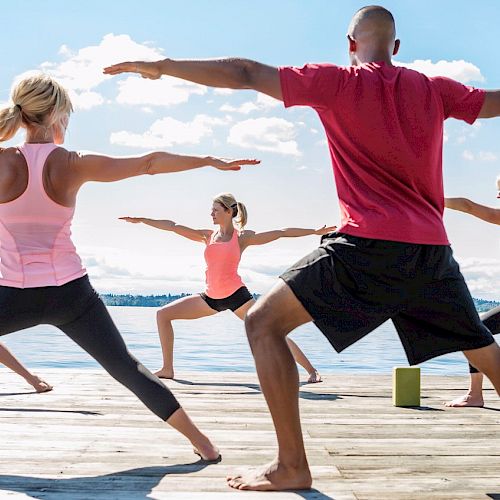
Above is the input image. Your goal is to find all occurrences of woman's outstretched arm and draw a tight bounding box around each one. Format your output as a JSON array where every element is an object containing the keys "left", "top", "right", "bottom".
[
  {"left": 69, "top": 151, "right": 259, "bottom": 186},
  {"left": 239, "top": 225, "right": 336, "bottom": 250},
  {"left": 120, "top": 217, "right": 211, "bottom": 243},
  {"left": 445, "top": 197, "right": 500, "bottom": 225}
]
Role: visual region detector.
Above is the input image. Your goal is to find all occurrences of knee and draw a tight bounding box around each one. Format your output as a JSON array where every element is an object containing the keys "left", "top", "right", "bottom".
[
  {"left": 104, "top": 351, "right": 139, "bottom": 381},
  {"left": 245, "top": 304, "right": 280, "bottom": 346},
  {"left": 157, "top": 307, "right": 172, "bottom": 323}
]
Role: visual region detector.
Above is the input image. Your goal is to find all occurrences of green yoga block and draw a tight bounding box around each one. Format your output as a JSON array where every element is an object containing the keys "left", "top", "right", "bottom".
[{"left": 393, "top": 367, "right": 421, "bottom": 407}]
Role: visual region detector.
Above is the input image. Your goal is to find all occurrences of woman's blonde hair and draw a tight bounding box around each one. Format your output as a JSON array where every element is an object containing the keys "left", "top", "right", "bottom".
[
  {"left": 213, "top": 193, "right": 248, "bottom": 230},
  {"left": 0, "top": 73, "right": 73, "bottom": 143},
  {"left": 496, "top": 176, "right": 500, "bottom": 191}
]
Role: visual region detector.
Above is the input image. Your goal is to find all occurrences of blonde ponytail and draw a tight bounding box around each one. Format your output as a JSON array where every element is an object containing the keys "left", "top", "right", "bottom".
[
  {"left": 213, "top": 192, "right": 248, "bottom": 230},
  {"left": 235, "top": 201, "right": 248, "bottom": 230},
  {"left": 0, "top": 74, "right": 73, "bottom": 143},
  {"left": 0, "top": 104, "right": 24, "bottom": 142}
]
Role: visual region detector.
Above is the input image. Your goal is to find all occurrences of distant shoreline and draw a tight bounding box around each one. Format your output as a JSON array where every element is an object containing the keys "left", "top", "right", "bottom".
[{"left": 101, "top": 293, "right": 499, "bottom": 312}]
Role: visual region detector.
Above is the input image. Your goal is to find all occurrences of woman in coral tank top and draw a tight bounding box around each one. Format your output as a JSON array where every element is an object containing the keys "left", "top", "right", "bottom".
[
  {"left": 121, "top": 193, "right": 335, "bottom": 382},
  {"left": 0, "top": 73, "right": 258, "bottom": 462}
]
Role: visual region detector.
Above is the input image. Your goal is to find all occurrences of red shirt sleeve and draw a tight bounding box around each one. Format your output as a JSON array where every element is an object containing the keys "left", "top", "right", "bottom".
[
  {"left": 279, "top": 63, "right": 345, "bottom": 110},
  {"left": 430, "top": 76, "right": 486, "bottom": 124}
]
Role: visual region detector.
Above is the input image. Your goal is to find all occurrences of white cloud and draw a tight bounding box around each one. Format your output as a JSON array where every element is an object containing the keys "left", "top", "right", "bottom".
[
  {"left": 110, "top": 114, "right": 226, "bottom": 148},
  {"left": 116, "top": 76, "right": 207, "bottom": 107},
  {"left": 462, "top": 149, "right": 497, "bottom": 162},
  {"left": 256, "top": 93, "right": 281, "bottom": 108},
  {"left": 478, "top": 151, "right": 498, "bottom": 162},
  {"left": 228, "top": 117, "right": 300, "bottom": 156},
  {"left": 220, "top": 92, "right": 281, "bottom": 115},
  {"left": 396, "top": 59, "right": 484, "bottom": 83},
  {"left": 220, "top": 102, "right": 259, "bottom": 114},
  {"left": 213, "top": 88, "right": 236, "bottom": 95},
  {"left": 463, "top": 150, "right": 475, "bottom": 161},
  {"left": 40, "top": 34, "right": 164, "bottom": 110},
  {"left": 459, "top": 257, "right": 500, "bottom": 299}
]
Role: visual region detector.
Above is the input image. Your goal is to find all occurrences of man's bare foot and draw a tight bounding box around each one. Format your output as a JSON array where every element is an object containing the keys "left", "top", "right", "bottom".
[
  {"left": 445, "top": 393, "right": 484, "bottom": 408},
  {"left": 307, "top": 370, "right": 322, "bottom": 384},
  {"left": 227, "top": 458, "right": 312, "bottom": 491},
  {"left": 154, "top": 368, "right": 174, "bottom": 379},
  {"left": 27, "top": 376, "right": 53, "bottom": 393}
]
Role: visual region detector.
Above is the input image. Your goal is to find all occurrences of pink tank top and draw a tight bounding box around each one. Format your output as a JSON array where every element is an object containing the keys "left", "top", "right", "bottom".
[
  {"left": 204, "top": 229, "right": 244, "bottom": 299},
  {"left": 0, "top": 143, "right": 86, "bottom": 288}
]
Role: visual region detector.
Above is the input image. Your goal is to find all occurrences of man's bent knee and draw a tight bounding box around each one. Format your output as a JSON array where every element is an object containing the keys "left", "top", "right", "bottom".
[{"left": 245, "top": 304, "right": 282, "bottom": 345}]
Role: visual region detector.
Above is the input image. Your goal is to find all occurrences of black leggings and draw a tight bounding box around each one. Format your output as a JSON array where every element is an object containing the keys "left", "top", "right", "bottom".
[
  {"left": 469, "top": 305, "right": 500, "bottom": 373},
  {"left": 0, "top": 276, "right": 180, "bottom": 420}
]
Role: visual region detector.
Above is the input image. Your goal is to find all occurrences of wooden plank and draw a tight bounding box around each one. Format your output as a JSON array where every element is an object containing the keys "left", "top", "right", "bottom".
[{"left": 0, "top": 369, "right": 499, "bottom": 499}]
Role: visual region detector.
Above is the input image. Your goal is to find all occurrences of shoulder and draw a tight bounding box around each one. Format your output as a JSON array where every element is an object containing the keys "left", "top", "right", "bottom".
[
  {"left": 202, "top": 229, "right": 214, "bottom": 243},
  {"left": 0, "top": 146, "right": 22, "bottom": 161},
  {"left": 238, "top": 229, "right": 256, "bottom": 240},
  {"left": 0, "top": 147, "right": 26, "bottom": 175}
]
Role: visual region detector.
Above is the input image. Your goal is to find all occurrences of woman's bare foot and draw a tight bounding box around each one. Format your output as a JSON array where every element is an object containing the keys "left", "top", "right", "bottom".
[
  {"left": 227, "top": 458, "right": 312, "bottom": 491},
  {"left": 192, "top": 436, "right": 221, "bottom": 462},
  {"left": 27, "top": 376, "right": 53, "bottom": 393},
  {"left": 445, "top": 392, "right": 484, "bottom": 408},
  {"left": 307, "top": 370, "right": 322, "bottom": 384},
  {"left": 154, "top": 368, "right": 174, "bottom": 379}
]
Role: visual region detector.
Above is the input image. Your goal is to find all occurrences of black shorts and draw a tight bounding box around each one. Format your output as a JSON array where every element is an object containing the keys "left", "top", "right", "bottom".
[
  {"left": 200, "top": 286, "right": 253, "bottom": 312},
  {"left": 280, "top": 233, "right": 495, "bottom": 365}
]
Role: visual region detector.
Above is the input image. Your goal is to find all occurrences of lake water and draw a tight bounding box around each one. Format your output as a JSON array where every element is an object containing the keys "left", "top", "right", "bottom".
[{"left": 0, "top": 306, "right": 471, "bottom": 376}]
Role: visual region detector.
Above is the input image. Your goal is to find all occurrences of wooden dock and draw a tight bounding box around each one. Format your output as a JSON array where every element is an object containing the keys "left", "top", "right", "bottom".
[{"left": 0, "top": 369, "right": 498, "bottom": 499}]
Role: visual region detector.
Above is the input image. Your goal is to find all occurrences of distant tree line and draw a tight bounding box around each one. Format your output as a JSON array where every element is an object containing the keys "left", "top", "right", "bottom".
[
  {"left": 100, "top": 293, "right": 497, "bottom": 311},
  {"left": 474, "top": 298, "right": 500, "bottom": 313}
]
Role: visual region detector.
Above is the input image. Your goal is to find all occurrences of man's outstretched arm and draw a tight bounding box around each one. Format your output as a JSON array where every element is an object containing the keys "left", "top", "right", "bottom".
[
  {"left": 478, "top": 90, "right": 500, "bottom": 118},
  {"left": 104, "top": 58, "right": 282, "bottom": 100}
]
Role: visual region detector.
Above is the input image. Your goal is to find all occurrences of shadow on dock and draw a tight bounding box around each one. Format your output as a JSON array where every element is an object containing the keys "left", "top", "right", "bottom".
[
  {"left": 0, "top": 407, "right": 101, "bottom": 415},
  {"left": 0, "top": 467, "right": 335, "bottom": 499},
  {"left": 172, "top": 378, "right": 341, "bottom": 401}
]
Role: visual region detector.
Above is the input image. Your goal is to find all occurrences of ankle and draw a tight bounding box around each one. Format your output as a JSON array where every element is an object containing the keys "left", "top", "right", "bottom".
[{"left": 277, "top": 452, "right": 309, "bottom": 470}]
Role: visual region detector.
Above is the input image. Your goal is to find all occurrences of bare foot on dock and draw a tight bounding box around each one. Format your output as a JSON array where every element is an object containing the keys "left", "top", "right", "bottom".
[
  {"left": 445, "top": 393, "right": 484, "bottom": 408},
  {"left": 307, "top": 370, "right": 322, "bottom": 384},
  {"left": 227, "top": 458, "right": 312, "bottom": 491},
  {"left": 28, "top": 376, "right": 53, "bottom": 393},
  {"left": 154, "top": 368, "right": 174, "bottom": 379},
  {"left": 192, "top": 438, "right": 221, "bottom": 463}
]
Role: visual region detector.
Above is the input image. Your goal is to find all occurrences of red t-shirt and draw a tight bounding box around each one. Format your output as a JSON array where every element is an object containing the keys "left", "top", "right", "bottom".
[{"left": 279, "top": 62, "right": 485, "bottom": 244}]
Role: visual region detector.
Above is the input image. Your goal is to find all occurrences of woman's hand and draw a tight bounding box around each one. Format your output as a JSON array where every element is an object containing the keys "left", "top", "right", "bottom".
[
  {"left": 119, "top": 217, "right": 147, "bottom": 224},
  {"left": 207, "top": 157, "right": 260, "bottom": 171},
  {"left": 104, "top": 61, "right": 162, "bottom": 80},
  {"left": 314, "top": 225, "right": 337, "bottom": 235}
]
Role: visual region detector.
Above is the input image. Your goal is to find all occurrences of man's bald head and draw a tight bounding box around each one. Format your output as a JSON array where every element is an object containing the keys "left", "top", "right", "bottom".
[
  {"left": 347, "top": 6, "right": 399, "bottom": 65},
  {"left": 348, "top": 5, "right": 396, "bottom": 42}
]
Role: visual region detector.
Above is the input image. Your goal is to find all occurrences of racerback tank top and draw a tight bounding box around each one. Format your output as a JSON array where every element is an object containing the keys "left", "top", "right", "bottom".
[
  {"left": 203, "top": 229, "right": 244, "bottom": 299},
  {"left": 0, "top": 143, "right": 86, "bottom": 288}
]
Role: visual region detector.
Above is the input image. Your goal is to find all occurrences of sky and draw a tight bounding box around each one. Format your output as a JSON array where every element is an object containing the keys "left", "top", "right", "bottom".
[{"left": 0, "top": 0, "right": 498, "bottom": 299}]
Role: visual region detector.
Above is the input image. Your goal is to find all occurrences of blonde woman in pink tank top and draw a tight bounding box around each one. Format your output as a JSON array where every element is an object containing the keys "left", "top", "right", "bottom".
[
  {"left": 121, "top": 193, "right": 335, "bottom": 382},
  {"left": 0, "top": 73, "right": 258, "bottom": 462}
]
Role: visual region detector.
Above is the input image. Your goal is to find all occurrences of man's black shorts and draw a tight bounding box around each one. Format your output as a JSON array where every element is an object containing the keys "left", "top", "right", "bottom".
[{"left": 280, "top": 233, "right": 494, "bottom": 365}]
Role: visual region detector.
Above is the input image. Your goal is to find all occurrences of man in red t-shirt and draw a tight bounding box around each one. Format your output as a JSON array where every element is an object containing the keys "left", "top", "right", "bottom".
[{"left": 105, "top": 5, "right": 500, "bottom": 491}]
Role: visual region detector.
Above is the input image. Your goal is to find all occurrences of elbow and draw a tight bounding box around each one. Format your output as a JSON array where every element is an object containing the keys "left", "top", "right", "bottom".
[
  {"left": 144, "top": 152, "right": 159, "bottom": 175},
  {"left": 235, "top": 59, "right": 259, "bottom": 89}
]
